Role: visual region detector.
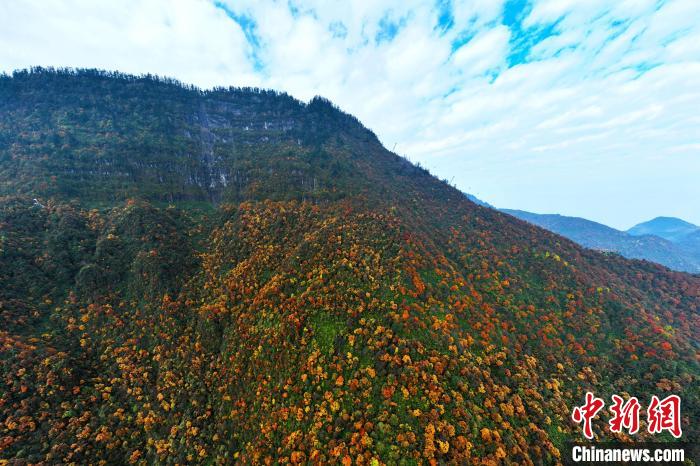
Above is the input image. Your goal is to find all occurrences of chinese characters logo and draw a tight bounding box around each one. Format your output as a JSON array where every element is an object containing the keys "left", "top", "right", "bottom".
[{"left": 572, "top": 392, "right": 681, "bottom": 439}]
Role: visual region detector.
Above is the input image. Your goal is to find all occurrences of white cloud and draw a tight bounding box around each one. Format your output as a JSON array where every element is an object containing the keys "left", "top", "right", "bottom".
[
  {"left": 0, "top": 0, "right": 260, "bottom": 87},
  {"left": 0, "top": 0, "right": 699, "bottom": 229},
  {"left": 452, "top": 26, "right": 511, "bottom": 75}
]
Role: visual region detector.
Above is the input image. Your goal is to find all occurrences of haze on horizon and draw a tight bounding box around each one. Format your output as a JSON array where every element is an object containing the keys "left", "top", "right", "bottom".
[{"left": 1, "top": 0, "right": 698, "bottom": 230}]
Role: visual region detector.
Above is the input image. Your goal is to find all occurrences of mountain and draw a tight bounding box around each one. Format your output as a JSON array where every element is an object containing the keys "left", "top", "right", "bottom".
[
  {"left": 502, "top": 209, "right": 700, "bottom": 274},
  {"left": 1, "top": 69, "right": 699, "bottom": 464},
  {"left": 464, "top": 193, "right": 494, "bottom": 208},
  {"left": 628, "top": 217, "right": 700, "bottom": 242},
  {"left": 0, "top": 69, "right": 384, "bottom": 204},
  {"left": 680, "top": 230, "right": 700, "bottom": 251}
]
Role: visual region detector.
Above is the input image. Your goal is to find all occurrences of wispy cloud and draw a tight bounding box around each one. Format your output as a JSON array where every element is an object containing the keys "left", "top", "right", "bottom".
[{"left": 1, "top": 0, "right": 698, "bottom": 228}]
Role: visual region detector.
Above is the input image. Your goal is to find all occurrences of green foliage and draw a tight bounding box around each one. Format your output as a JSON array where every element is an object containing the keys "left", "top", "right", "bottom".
[
  {"left": 309, "top": 312, "right": 346, "bottom": 354},
  {"left": 0, "top": 70, "right": 698, "bottom": 465}
]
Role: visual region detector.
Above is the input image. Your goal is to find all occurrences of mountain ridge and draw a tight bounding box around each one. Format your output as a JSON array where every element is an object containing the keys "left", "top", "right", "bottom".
[
  {"left": 627, "top": 216, "right": 700, "bottom": 242},
  {"left": 0, "top": 67, "right": 391, "bottom": 206},
  {"left": 501, "top": 208, "right": 700, "bottom": 274}
]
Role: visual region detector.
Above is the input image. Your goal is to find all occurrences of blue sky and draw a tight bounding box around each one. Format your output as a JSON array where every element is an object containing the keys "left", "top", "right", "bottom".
[{"left": 1, "top": 0, "right": 699, "bottom": 229}]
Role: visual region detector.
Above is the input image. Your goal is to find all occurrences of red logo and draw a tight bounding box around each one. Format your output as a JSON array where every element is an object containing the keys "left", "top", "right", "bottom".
[
  {"left": 609, "top": 395, "right": 640, "bottom": 435},
  {"left": 647, "top": 395, "right": 682, "bottom": 438},
  {"left": 572, "top": 393, "right": 682, "bottom": 439},
  {"left": 572, "top": 392, "right": 606, "bottom": 439}
]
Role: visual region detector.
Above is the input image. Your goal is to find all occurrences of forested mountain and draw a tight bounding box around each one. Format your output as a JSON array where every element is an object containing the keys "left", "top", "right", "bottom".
[
  {"left": 628, "top": 217, "right": 700, "bottom": 243},
  {"left": 1, "top": 69, "right": 698, "bottom": 465},
  {"left": 680, "top": 230, "right": 700, "bottom": 252},
  {"left": 502, "top": 209, "right": 700, "bottom": 274}
]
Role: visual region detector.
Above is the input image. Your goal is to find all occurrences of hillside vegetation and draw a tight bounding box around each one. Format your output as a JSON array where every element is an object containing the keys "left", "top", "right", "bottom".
[
  {"left": 502, "top": 209, "right": 700, "bottom": 273},
  {"left": 1, "top": 69, "right": 698, "bottom": 465}
]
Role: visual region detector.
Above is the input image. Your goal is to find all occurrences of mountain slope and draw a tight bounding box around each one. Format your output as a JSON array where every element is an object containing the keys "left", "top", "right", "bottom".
[
  {"left": 0, "top": 68, "right": 404, "bottom": 205},
  {"left": 628, "top": 217, "right": 700, "bottom": 242},
  {"left": 1, "top": 69, "right": 699, "bottom": 464},
  {"left": 464, "top": 193, "right": 494, "bottom": 208},
  {"left": 680, "top": 230, "right": 700, "bottom": 251},
  {"left": 502, "top": 209, "right": 700, "bottom": 274}
]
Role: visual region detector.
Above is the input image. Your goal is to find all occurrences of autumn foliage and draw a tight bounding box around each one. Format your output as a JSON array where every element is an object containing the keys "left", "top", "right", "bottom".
[{"left": 0, "top": 70, "right": 698, "bottom": 464}]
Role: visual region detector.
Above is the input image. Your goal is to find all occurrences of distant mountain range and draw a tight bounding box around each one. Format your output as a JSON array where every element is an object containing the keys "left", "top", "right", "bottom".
[
  {"left": 465, "top": 194, "right": 700, "bottom": 274},
  {"left": 679, "top": 229, "right": 700, "bottom": 251},
  {"left": 501, "top": 210, "right": 700, "bottom": 274},
  {"left": 627, "top": 216, "right": 700, "bottom": 242},
  {"left": 464, "top": 193, "right": 494, "bottom": 208}
]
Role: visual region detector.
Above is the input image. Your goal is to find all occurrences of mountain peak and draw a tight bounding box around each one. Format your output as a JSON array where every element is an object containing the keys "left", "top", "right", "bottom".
[
  {"left": 503, "top": 209, "right": 700, "bottom": 273},
  {"left": 628, "top": 216, "right": 699, "bottom": 242},
  {"left": 0, "top": 68, "right": 394, "bottom": 205}
]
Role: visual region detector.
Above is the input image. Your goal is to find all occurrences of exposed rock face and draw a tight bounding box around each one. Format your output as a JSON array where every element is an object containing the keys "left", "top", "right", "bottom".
[{"left": 0, "top": 69, "right": 377, "bottom": 204}]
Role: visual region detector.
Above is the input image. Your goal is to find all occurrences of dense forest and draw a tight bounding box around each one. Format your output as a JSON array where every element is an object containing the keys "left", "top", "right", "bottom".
[{"left": 1, "top": 69, "right": 698, "bottom": 464}]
